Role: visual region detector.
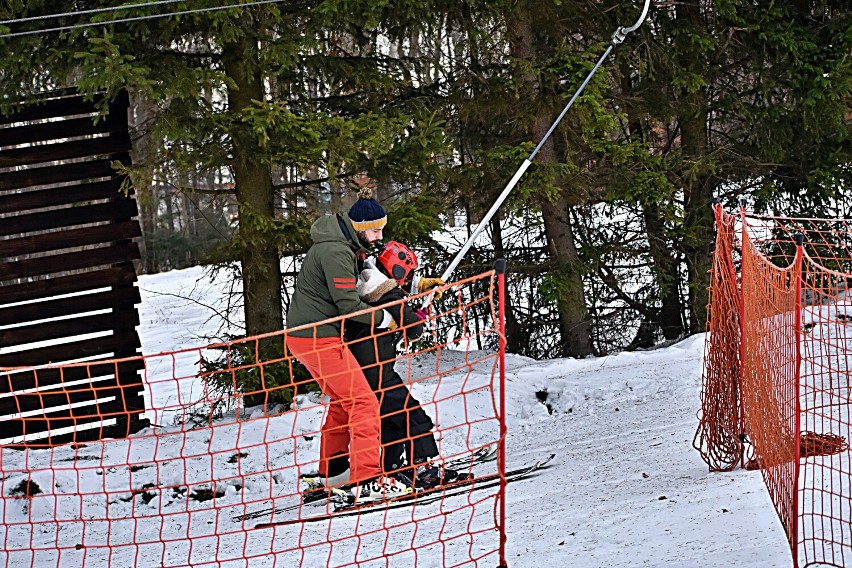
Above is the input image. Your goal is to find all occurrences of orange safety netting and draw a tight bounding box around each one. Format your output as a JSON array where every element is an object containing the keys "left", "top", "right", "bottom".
[
  {"left": 0, "top": 269, "right": 508, "bottom": 567},
  {"left": 693, "top": 205, "right": 743, "bottom": 471},
  {"left": 696, "top": 204, "right": 852, "bottom": 567}
]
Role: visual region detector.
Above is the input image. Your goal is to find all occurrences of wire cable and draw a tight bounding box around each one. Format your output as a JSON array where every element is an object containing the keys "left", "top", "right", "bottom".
[
  {"left": 434, "top": 0, "right": 653, "bottom": 286},
  {"left": 0, "top": 0, "right": 189, "bottom": 27},
  {"left": 0, "top": 0, "right": 287, "bottom": 40}
]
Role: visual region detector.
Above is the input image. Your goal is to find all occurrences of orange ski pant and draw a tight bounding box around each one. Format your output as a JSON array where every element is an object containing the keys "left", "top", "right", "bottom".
[{"left": 286, "top": 335, "right": 382, "bottom": 482}]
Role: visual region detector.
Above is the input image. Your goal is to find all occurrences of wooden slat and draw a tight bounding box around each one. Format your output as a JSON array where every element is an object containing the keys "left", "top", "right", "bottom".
[
  {"left": 0, "top": 178, "right": 129, "bottom": 215},
  {"left": 0, "top": 178, "right": 131, "bottom": 216},
  {"left": 0, "top": 198, "right": 138, "bottom": 237},
  {"left": 0, "top": 310, "right": 139, "bottom": 347},
  {"left": 0, "top": 158, "right": 125, "bottom": 191},
  {"left": 0, "top": 376, "right": 120, "bottom": 416},
  {"left": 0, "top": 116, "right": 115, "bottom": 148},
  {"left": 0, "top": 397, "right": 142, "bottom": 441},
  {"left": 0, "top": 381, "right": 146, "bottom": 419},
  {"left": 0, "top": 359, "right": 144, "bottom": 395},
  {"left": 0, "top": 93, "right": 106, "bottom": 126},
  {"left": 0, "top": 133, "right": 132, "bottom": 169},
  {"left": 0, "top": 240, "right": 140, "bottom": 282},
  {"left": 0, "top": 266, "right": 136, "bottom": 305},
  {"left": 0, "top": 330, "right": 141, "bottom": 367},
  {"left": 0, "top": 220, "right": 141, "bottom": 258},
  {"left": 3, "top": 412, "right": 148, "bottom": 448},
  {"left": 0, "top": 287, "right": 140, "bottom": 327}
]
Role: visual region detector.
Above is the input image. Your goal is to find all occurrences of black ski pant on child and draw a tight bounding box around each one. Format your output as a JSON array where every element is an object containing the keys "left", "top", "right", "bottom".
[{"left": 347, "top": 338, "right": 439, "bottom": 475}]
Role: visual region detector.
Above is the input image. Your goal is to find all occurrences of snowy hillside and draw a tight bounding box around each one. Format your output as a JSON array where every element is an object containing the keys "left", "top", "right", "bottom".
[
  {"left": 0, "top": 265, "right": 792, "bottom": 567},
  {"left": 133, "top": 266, "right": 793, "bottom": 567}
]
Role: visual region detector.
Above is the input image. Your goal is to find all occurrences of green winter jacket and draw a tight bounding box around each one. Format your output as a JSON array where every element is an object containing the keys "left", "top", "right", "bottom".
[{"left": 286, "top": 214, "right": 382, "bottom": 337}]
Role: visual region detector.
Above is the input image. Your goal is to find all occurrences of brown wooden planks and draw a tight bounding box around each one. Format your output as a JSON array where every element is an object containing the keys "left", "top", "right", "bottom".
[
  {"left": 0, "top": 377, "right": 120, "bottom": 416},
  {"left": 2, "top": 398, "right": 141, "bottom": 442},
  {"left": 0, "top": 90, "right": 145, "bottom": 446},
  {"left": 4, "top": 416, "right": 145, "bottom": 447},
  {"left": 0, "top": 330, "right": 141, "bottom": 368},
  {"left": 0, "top": 311, "right": 139, "bottom": 347},
  {"left": 0, "top": 158, "right": 125, "bottom": 191},
  {"left": 6, "top": 381, "right": 146, "bottom": 416},
  {"left": 0, "top": 199, "right": 139, "bottom": 237},
  {"left": 0, "top": 266, "right": 137, "bottom": 304},
  {"left": 0, "top": 220, "right": 141, "bottom": 258},
  {"left": 0, "top": 359, "right": 144, "bottom": 395},
  {"left": 0, "top": 93, "right": 107, "bottom": 126},
  {"left": 0, "top": 240, "right": 140, "bottom": 281},
  {"left": 0, "top": 178, "right": 127, "bottom": 215},
  {"left": 0, "top": 133, "right": 131, "bottom": 169},
  {"left": 0, "top": 116, "right": 116, "bottom": 147},
  {"left": 0, "top": 287, "right": 141, "bottom": 327}
]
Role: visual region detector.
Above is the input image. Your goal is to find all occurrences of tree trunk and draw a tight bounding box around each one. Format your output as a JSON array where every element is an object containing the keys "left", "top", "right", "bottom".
[
  {"left": 538, "top": 188, "right": 593, "bottom": 357},
  {"left": 223, "top": 34, "right": 284, "bottom": 338},
  {"left": 676, "top": 1, "right": 715, "bottom": 334},
  {"left": 128, "top": 94, "right": 159, "bottom": 274},
  {"left": 642, "top": 202, "right": 686, "bottom": 339},
  {"left": 508, "top": 13, "right": 593, "bottom": 358},
  {"left": 619, "top": 62, "right": 687, "bottom": 342}
]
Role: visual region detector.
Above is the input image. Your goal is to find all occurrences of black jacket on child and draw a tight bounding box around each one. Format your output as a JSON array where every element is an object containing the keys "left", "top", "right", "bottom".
[{"left": 344, "top": 275, "right": 439, "bottom": 473}]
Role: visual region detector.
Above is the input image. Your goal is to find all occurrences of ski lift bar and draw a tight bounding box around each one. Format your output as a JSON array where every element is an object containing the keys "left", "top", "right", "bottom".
[{"left": 436, "top": 0, "right": 652, "bottom": 285}]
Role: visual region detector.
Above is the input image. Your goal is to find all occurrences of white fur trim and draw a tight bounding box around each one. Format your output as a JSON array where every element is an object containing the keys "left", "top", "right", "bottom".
[{"left": 357, "top": 267, "right": 390, "bottom": 298}]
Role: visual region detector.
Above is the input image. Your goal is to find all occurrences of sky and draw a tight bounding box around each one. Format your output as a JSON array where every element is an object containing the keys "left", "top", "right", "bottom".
[{"left": 0, "top": 264, "right": 793, "bottom": 567}]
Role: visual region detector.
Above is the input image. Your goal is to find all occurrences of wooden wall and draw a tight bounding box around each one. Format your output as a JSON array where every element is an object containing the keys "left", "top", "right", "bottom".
[{"left": 0, "top": 91, "right": 148, "bottom": 446}]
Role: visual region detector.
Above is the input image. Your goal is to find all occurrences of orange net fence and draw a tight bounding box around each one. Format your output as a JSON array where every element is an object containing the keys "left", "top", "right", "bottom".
[
  {"left": 0, "top": 269, "right": 508, "bottom": 567},
  {"left": 696, "top": 204, "right": 852, "bottom": 567},
  {"left": 693, "top": 205, "right": 743, "bottom": 471}
]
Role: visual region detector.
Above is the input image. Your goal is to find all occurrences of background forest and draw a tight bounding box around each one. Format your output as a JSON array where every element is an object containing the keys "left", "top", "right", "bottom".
[{"left": 1, "top": 0, "right": 850, "bottom": 359}]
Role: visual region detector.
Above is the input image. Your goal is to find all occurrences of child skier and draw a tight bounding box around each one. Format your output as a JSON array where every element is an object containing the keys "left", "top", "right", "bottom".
[{"left": 304, "top": 241, "right": 465, "bottom": 492}]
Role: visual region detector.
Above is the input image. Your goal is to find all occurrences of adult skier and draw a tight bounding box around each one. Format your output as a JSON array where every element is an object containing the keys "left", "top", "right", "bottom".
[{"left": 286, "top": 188, "right": 411, "bottom": 504}]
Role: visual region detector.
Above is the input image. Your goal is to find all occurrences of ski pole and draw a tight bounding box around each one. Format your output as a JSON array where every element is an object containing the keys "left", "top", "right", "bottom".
[{"left": 430, "top": 0, "right": 651, "bottom": 294}]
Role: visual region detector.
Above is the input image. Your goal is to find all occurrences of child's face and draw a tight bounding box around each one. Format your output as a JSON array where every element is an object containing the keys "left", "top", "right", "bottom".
[{"left": 378, "top": 262, "right": 414, "bottom": 288}]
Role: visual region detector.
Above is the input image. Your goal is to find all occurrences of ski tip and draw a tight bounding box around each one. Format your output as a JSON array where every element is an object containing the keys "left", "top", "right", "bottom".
[{"left": 535, "top": 453, "right": 556, "bottom": 468}]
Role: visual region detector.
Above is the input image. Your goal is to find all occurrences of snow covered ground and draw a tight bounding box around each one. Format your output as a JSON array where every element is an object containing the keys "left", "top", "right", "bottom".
[
  {"left": 0, "top": 265, "right": 793, "bottom": 567},
  {"left": 500, "top": 341, "right": 790, "bottom": 567},
  {"left": 138, "top": 266, "right": 793, "bottom": 567}
]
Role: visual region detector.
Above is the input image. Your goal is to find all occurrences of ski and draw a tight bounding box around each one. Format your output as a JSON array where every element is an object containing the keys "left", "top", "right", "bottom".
[
  {"left": 439, "top": 442, "right": 499, "bottom": 471},
  {"left": 300, "top": 442, "right": 499, "bottom": 488},
  {"left": 298, "top": 442, "right": 498, "bottom": 490},
  {"left": 232, "top": 443, "right": 499, "bottom": 523},
  {"left": 253, "top": 453, "right": 555, "bottom": 529}
]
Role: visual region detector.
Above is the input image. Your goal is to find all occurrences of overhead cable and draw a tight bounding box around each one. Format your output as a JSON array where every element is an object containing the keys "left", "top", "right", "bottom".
[
  {"left": 434, "top": 0, "right": 653, "bottom": 287},
  {"left": 0, "top": 0, "right": 189, "bottom": 27},
  {"left": 0, "top": 0, "right": 287, "bottom": 40}
]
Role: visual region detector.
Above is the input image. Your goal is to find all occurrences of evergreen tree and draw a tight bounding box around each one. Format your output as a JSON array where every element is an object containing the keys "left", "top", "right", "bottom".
[
  {"left": 2, "top": 0, "right": 848, "bottom": 359},
  {"left": 0, "top": 1, "right": 451, "bottom": 339},
  {"left": 610, "top": 0, "right": 852, "bottom": 333}
]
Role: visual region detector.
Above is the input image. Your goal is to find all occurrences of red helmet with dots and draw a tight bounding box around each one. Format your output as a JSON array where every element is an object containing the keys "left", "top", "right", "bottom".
[{"left": 377, "top": 241, "right": 419, "bottom": 285}]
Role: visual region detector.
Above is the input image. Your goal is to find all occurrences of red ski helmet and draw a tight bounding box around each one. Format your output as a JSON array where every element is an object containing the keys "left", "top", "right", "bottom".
[{"left": 377, "top": 241, "right": 419, "bottom": 285}]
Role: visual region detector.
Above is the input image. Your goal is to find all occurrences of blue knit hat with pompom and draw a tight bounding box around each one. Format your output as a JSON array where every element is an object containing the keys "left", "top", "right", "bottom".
[{"left": 348, "top": 187, "right": 387, "bottom": 231}]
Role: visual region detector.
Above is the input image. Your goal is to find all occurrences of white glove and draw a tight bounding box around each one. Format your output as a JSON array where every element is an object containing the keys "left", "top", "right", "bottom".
[
  {"left": 358, "top": 268, "right": 397, "bottom": 329},
  {"left": 378, "top": 309, "right": 397, "bottom": 330}
]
